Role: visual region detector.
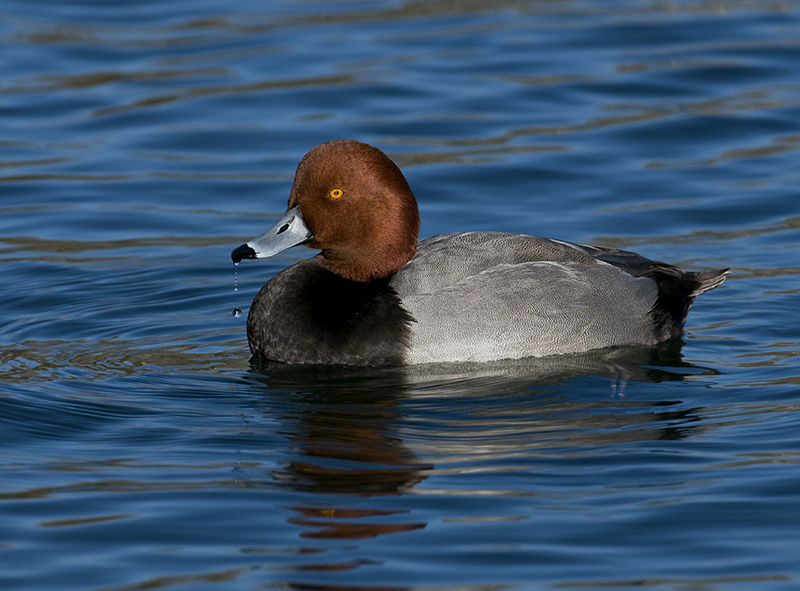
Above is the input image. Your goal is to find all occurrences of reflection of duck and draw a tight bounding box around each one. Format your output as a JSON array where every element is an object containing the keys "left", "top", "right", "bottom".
[
  {"left": 250, "top": 342, "right": 713, "bottom": 493},
  {"left": 257, "top": 365, "right": 432, "bottom": 497},
  {"left": 247, "top": 345, "right": 712, "bottom": 544},
  {"left": 233, "top": 140, "right": 729, "bottom": 367}
]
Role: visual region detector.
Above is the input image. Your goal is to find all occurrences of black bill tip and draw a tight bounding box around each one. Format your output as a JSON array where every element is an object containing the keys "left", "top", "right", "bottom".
[{"left": 231, "top": 243, "right": 257, "bottom": 264}]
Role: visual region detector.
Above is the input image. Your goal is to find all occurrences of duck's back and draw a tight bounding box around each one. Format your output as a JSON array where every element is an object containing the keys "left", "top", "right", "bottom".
[{"left": 390, "top": 232, "right": 723, "bottom": 364}]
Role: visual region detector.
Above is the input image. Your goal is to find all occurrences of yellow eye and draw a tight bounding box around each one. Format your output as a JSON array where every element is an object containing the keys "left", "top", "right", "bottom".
[{"left": 329, "top": 188, "right": 343, "bottom": 199}]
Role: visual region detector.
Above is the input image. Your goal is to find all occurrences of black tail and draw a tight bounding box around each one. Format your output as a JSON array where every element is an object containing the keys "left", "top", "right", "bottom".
[
  {"left": 645, "top": 266, "right": 730, "bottom": 341},
  {"left": 689, "top": 268, "right": 730, "bottom": 297}
]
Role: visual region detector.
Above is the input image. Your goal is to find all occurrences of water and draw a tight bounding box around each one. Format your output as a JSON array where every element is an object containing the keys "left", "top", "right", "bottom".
[{"left": 1, "top": 0, "right": 799, "bottom": 589}]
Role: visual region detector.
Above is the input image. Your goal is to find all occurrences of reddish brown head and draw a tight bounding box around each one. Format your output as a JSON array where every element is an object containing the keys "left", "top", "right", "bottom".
[{"left": 286, "top": 140, "right": 421, "bottom": 282}]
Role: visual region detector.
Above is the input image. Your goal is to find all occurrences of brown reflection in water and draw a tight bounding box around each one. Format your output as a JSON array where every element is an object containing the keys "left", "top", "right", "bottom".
[
  {"left": 262, "top": 373, "right": 433, "bottom": 496},
  {"left": 288, "top": 506, "right": 424, "bottom": 540},
  {"left": 280, "top": 396, "right": 431, "bottom": 496},
  {"left": 248, "top": 365, "right": 432, "bottom": 546}
]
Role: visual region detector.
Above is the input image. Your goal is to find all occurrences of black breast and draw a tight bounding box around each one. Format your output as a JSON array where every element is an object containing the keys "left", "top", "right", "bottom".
[{"left": 246, "top": 257, "right": 413, "bottom": 366}]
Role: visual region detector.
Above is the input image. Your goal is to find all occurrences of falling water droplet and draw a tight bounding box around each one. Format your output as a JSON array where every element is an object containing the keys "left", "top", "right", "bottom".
[{"left": 232, "top": 262, "right": 242, "bottom": 317}]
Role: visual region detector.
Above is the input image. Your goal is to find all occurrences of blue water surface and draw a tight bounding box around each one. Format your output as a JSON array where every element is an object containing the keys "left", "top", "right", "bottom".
[{"left": 2, "top": 1, "right": 800, "bottom": 590}]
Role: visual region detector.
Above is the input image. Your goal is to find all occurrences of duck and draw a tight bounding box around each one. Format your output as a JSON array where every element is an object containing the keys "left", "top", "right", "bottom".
[{"left": 232, "top": 140, "right": 729, "bottom": 367}]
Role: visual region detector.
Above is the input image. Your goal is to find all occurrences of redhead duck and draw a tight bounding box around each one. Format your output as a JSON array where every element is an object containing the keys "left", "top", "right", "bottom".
[{"left": 232, "top": 140, "right": 729, "bottom": 367}]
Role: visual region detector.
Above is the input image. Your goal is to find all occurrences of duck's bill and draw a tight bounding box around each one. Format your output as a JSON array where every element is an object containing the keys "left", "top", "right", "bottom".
[{"left": 231, "top": 206, "right": 313, "bottom": 264}]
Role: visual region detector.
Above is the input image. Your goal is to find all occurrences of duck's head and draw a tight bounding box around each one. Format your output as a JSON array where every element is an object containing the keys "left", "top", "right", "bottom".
[{"left": 232, "top": 140, "right": 420, "bottom": 282}]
